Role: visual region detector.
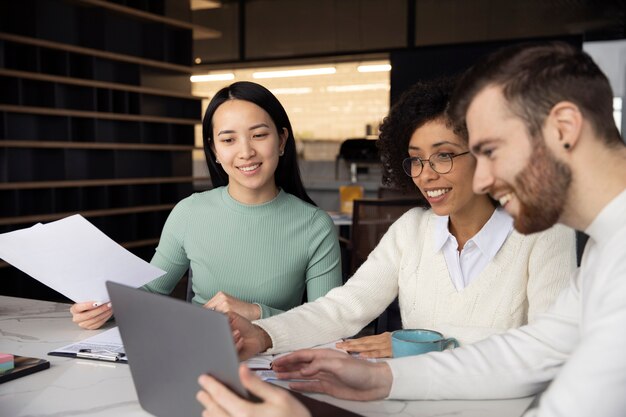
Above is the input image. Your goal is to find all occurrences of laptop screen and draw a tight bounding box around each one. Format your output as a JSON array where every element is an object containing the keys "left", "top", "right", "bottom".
[{"left": 107, "top": 282, "right": 363, "bottom": 417}]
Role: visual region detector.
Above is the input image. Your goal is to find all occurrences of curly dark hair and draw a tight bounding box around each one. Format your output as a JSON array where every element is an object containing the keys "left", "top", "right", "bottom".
[{"left": 378, "top": 76, "right": 460, "bottom": 193}]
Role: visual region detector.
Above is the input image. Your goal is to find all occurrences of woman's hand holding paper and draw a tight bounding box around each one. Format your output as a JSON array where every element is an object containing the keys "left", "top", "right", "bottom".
[{"left": 70, "top": 301, "right": 113, "bottom": 330}]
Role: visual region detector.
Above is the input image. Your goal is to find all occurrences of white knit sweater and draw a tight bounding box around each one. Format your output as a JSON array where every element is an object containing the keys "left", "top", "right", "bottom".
[{"left": 256, "top": 208, "right": 577, "bottom": 353}]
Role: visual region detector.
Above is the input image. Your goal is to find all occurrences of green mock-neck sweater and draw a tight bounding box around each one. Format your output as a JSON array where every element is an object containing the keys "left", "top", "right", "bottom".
[{"left": 144, "top": 186, "right": 342, "bottom": 318}]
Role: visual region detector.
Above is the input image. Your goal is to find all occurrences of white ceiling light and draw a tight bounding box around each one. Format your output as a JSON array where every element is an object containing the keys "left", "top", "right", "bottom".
[
  {"left": 326, "top": 83, "right": 390, "bottom": 92},
  {"left": 270, "top": 87, "right": 313, "bottom": 95},
  {"left": 357, "top": 64, "right": 392, "bottom": 73},
  {"left": 191, "top": 0, "right": 222, "bottom": 10},
  {"left": 190, "top": 73, "right": 235, "bottom": 82},
  {"left": 253, "top": 67, "right": 336, "bottom": 79}
]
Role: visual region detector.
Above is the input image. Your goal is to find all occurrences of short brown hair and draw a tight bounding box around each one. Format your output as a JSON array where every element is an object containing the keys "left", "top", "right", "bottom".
[{"left": 450, "top": 42, "right": 622, "bottom": 146}]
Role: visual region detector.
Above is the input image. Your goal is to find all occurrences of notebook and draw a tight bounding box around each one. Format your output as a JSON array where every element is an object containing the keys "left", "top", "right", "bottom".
[
  {"left": 0, "top": 355, "right": 50, "bottom": 384},
  {"left": 106, "top": 282, "right": 363, "bottom": 417}
]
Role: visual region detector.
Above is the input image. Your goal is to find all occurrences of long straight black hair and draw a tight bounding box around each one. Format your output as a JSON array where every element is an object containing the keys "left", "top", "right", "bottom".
[{"left": 202, "top": 81, "right": 315, "bottom": 206}]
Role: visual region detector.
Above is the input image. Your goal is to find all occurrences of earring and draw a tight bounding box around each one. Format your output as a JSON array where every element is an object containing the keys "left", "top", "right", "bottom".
[
  {"left": 563, "top": 143, "right": 571, "bottom": 150},
  {"left": 279, "top": 150, "right": 284, "bottom": 156},
  {"left": 215, "top": 159, "right": 220, "bottom": 164}
]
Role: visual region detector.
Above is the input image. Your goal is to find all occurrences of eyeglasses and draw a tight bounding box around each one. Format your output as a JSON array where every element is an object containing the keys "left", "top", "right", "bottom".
[{"left": 402, "top": 151, "right": 470, "bottom": 178}]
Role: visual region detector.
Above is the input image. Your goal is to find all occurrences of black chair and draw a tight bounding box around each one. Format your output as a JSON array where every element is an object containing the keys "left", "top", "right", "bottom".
[
  {"left": 378, "top": 186, "right": 428, "bottom": 204},
  {"left": 343, "top": 198, "right": 423, "bottom": 275},
  {"left": 186, "top": 268, "right": 194, "bottom": 302},
  {"left": 340, "top": 198, "right": 427, "bottom": 334}
]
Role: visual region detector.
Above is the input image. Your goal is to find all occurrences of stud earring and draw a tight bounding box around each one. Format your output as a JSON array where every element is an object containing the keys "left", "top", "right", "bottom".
[
  {"left": 279, "top": 150, "right": 284, "bottom": 156},
  {"left": 563, "top": 143, "right": 571, "bottom": 150},
  {"left": 215, "top": 159, "right": 220, "bottom": 164}
]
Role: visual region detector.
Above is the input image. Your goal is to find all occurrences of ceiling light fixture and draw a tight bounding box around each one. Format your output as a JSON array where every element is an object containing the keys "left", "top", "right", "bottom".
[
  {"left": 326, "top": 83, "right": 390, "bottom": 92},
  {"left": 253, "top": 67, "right": 336, "bottom": 79},
  {"left": 357, "top": 64, "right": 392, "bottom": 73},
  {"left": 270, "top": 87, "right": 313, "bottom": 95},
  {"left": 191, "top": 0, "right": 222, "bottom": 10},
  {"left": 190, "top": 73, "right": 235, "bottom": 82}
]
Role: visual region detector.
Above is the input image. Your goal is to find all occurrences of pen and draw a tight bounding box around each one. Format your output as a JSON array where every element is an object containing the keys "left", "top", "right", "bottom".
[
  {"left": 77, "top": 349, "right": 124, "bottom": 362},
  {"left": 76, "top": 351, "right": 119, "bottom": 361}
]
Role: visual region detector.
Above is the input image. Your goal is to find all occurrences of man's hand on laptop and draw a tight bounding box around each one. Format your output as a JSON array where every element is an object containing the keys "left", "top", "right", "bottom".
[
  {"left": 271, "top": 348, "right": 393, "bottom": 401},
  {"left": 227, "top": 312, "right": 272, "bottom": 360},
  {"left": 70, "top": 301, "right": 113, "bottom": 330},
  {"left": 197, "top": 364, "right": 311, "bottom": 417}
]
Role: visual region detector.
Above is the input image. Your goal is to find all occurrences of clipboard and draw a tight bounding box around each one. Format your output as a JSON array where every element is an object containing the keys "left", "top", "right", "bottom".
[
  {"left": 49, "top": 349, "right": 127, "bottom": 363},
  {"left": 48, "top": 327, "right": 128, "bottom": 364},
  {"left": 0, "top": 355, "right": 50, "bottom": 384}
]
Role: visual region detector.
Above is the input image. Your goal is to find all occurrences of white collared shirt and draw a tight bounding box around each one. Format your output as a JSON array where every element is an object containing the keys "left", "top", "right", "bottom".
[{"left": 434, "top": 207, "right": 514, "bottom": 291}]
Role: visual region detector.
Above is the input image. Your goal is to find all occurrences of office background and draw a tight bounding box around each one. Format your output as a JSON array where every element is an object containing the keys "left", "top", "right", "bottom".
[{"left": 1, "top": 0, "right": 625, "bottom": 302}]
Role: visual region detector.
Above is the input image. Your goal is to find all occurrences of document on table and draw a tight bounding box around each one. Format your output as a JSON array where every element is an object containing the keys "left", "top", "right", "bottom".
[
  {"left": 49, "top": 327, "right": 128, "bottom": 363},
  {"left": 246, "top": 340, "right": 347, "bottom": 381},
  {"left": 247, "top": 340, "right": 383, "bottom": 381},
  {"left": 0, "top": 214, "right": 165, "bottom": 303}
]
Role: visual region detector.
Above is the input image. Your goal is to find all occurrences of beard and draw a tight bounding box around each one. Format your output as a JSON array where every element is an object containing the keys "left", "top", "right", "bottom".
[{"left": 512, "top": 141, "right": 572, "bottom": 234}]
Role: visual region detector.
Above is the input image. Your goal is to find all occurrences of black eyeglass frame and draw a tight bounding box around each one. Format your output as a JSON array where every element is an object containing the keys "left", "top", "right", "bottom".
[{"left": 402, "top": 151, "right": 470, "bottom": 178}]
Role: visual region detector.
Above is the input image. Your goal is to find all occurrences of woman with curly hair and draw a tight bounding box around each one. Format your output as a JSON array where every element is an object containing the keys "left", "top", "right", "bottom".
[{"left": 228, "top": 76, "right": 577, "bottom": 360}]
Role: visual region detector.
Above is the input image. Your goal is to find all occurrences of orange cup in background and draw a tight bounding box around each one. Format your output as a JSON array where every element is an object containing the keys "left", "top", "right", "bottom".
[{"left": 339, "top": 185, "right": 364, "bottom": 214}]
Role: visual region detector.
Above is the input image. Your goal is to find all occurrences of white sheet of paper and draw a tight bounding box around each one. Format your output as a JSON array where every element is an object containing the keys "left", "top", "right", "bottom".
[
  {"left": 245, "top": 339, "right": 346, "bottom": 370},
  {"left": 0, "top": 214, "right": 165, "bottom": 302}
]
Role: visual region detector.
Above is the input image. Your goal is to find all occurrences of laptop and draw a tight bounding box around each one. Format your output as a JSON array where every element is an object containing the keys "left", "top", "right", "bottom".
[{"left": 106, "top": 281, "right": 364, "bottom": 417}]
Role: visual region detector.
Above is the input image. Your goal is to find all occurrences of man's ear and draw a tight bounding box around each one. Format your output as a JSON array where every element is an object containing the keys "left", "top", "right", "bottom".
[{"left": 545, "top": 101, "right": 583, "bottom": 153}]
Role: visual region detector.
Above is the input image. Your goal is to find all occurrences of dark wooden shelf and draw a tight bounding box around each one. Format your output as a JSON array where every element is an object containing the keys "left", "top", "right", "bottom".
[
  {"left": 0, "top": 104, "right": 199, "bottom": 125},
  {"left": 0, "top": 33, "right": 193, "bottom": 73},
  {"left": 0, "top": 68, "right": 203, "bottom": 100},
  {"left": 0, "top": 204, "right": 175, "bottom": 226},
  {"left": 0, "top": 176, "right": 204, "bottom": 190},
  {"left": 0, "top": 140, "right": 195, "bottom": 151},
  {"left": 120, "top": 237, "right": 160, "bottom": 249},
  {"left": 75, "top": 0, "right": 220, "bottom": 36},
  {"left": 0, "top": 0, "right": 199, "bottom": 301}
]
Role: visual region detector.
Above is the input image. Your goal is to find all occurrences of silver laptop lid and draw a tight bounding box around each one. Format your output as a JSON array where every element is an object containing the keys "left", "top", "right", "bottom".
[{"left": 106, "top": 281, "right": 247, "bottom": 417}]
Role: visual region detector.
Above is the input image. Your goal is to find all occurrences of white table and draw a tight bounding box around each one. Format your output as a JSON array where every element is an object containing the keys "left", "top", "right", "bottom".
[
  {"left": 0, "top": 295, "right": 534, "bottom": 417},
  {"left": 328, "top": 211, "right": 353, "bottom": 227}
]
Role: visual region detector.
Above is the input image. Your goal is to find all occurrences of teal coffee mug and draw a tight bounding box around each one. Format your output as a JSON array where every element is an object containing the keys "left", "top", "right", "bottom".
[{"left": 391, "top": 329, "right": 459, "bottom": 358}]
